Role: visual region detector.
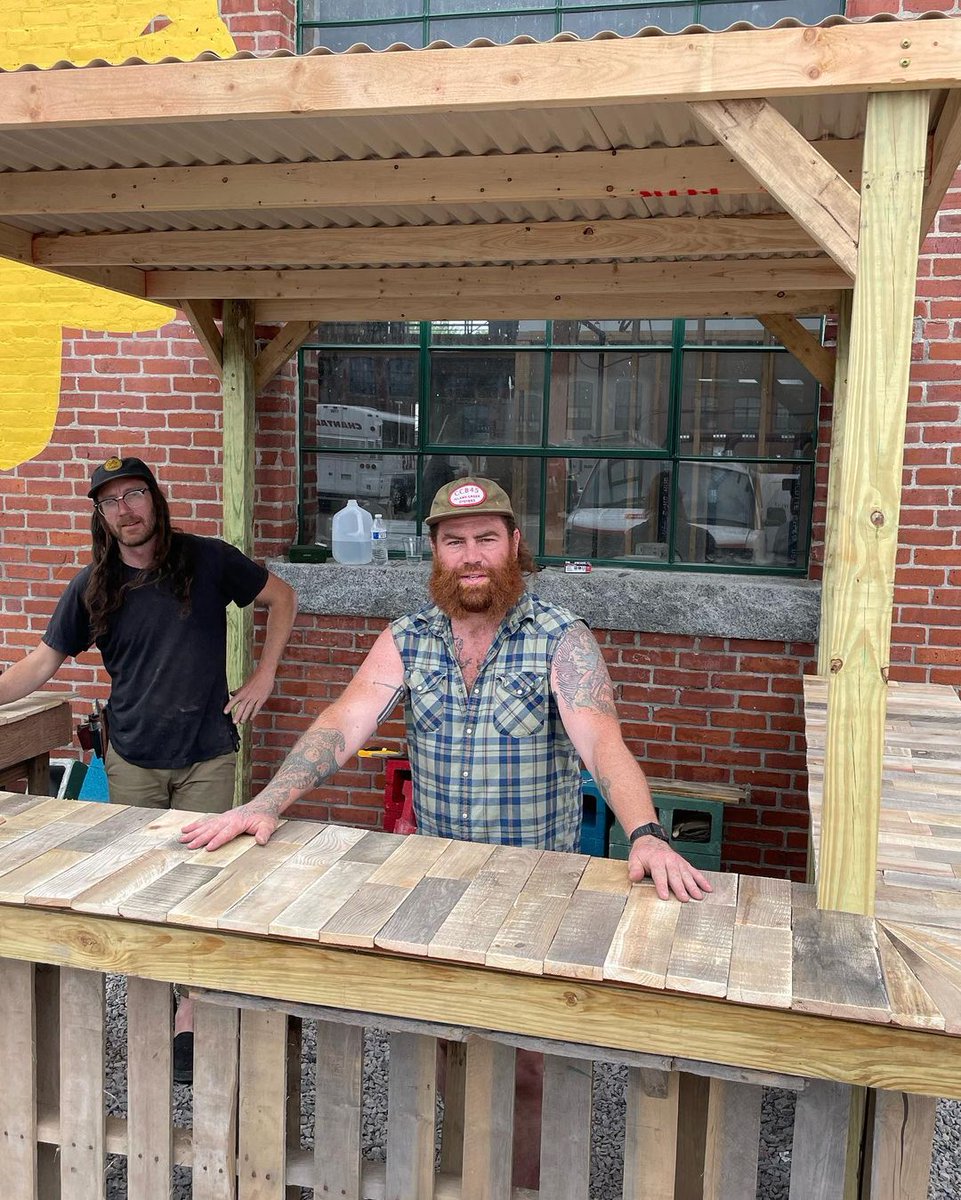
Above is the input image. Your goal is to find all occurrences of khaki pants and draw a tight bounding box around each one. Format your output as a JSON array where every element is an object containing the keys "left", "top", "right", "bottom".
[{"left": 104, "top": 745, "right": 236, "bottom": 814}]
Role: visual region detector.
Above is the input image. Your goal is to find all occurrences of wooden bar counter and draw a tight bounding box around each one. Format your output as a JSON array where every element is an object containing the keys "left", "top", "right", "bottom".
[
  {"left": 2, "top": 727, "right": 961, "bottom": 1199},
  {"left": 0, "top": 692, "right": 73, "bottom": 797}
]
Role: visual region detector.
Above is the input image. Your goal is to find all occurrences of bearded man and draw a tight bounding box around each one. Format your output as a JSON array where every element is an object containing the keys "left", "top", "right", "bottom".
[{"left": 182, "top": 475, "right": 710, "bottom": 1184}]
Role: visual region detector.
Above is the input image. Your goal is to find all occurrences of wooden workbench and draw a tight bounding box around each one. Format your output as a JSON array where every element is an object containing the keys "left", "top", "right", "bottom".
[{"left": 0, "top": 692, "right": 73, "bottom": 796}]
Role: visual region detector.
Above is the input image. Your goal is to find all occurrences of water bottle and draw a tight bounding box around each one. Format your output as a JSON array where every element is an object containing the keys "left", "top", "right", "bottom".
[
  {"left": 371, "top": 513, "right": 389, "bottom": 565},
  {"left": 331, "top": 499, "right": 373, "bottom": 565}
]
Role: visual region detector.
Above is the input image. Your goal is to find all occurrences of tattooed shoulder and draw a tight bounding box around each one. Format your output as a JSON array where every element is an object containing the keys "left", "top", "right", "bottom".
[{"left": 553, "top": 623, "right": 617, "bottom": 717}]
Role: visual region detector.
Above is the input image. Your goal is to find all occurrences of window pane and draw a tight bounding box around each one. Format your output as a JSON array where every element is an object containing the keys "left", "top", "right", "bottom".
[
  {"left": 301, "top": 350, "right": 419, "bottom": 445},
  {"left": 429, "top": 0, "right": 555, "bottom": 13},
  {"left": 679, "top": 350, "right": 818, "bottom": 458},
  {"left": 561, "top": 6, "right": 695, "bottom": 34},
  {"left": 561, "top": 457, "right": 671, "bottom": 562},
  {"left": 675, "top": 461, "right": 811, "bottom": 567},
  {"left": 551, "top": 318, "right": 674, "bottom": 346},
  {"left": 423, "top": 453, "right": 542, "bottom": 548},
  {"left": 309, "top": 321, "right": 420, "bottom": 346},
  {"left": 429, "top": 351, "right": 544, "bottom": 445},
  {"left": 428, "top": 12, "right": 556, "bottom": 42},
  {"left": 698, "top": 0, "right": 841, "bottom": 28},
  {"left": 301, "top": 21, "right": 424, "bottom": 50},
  {"left": 549, "top": 350, "right": 670, "bottom": 449},
  {"left": 684, "top": 316, "right": 823, "bottom": 346},
  {"left": 430, "top": 318, "right": 547, "bottom": 346},
  {"left": 304, "top": 0, "right": 419, "bottom": 19},
  {"left": 306, "top": 452, "right": 419, "bottom": 547}
]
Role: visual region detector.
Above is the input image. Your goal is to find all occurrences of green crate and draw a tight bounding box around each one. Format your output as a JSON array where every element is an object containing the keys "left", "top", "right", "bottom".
[{"left": 607, "top": 792, "right": 724, "bottom": 871}]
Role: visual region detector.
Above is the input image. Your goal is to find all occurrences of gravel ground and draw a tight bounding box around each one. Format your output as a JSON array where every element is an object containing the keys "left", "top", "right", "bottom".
[{"left": 101, "top": 976, "right": 961, "bottom": 1199}]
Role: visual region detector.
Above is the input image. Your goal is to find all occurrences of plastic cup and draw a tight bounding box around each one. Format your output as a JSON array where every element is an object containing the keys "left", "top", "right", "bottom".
[{"left": 404, "top": 535, "right": 422, "bottom": 560}]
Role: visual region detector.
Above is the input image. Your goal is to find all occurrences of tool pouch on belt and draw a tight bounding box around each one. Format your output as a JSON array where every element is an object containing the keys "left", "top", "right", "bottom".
[{"left": 77, "top": 703, "right": 109, "bottom": 760}]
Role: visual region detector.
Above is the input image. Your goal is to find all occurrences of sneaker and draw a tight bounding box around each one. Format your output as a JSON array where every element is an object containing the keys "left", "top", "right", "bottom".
[{"left": 173, "top": 1031, "right": 194, "bottom": 1085}]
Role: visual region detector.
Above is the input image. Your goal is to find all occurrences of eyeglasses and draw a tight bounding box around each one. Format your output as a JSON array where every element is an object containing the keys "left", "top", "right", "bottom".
[{"left": 93, "top": 487, "right": 150, "bottom": 515}]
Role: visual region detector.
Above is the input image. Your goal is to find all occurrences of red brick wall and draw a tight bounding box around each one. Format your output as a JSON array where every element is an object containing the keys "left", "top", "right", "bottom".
[{"left": 1, "top": 0, "right": 958, "bottom": 884}]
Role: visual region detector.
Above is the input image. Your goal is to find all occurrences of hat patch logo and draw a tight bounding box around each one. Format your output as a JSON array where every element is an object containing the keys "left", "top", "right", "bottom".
[
  {"left": 448, "top": 484, "right": 487, "bottom": 508},
  {"left": 103, "top": 457, "right": 122, "bottom": 471}
]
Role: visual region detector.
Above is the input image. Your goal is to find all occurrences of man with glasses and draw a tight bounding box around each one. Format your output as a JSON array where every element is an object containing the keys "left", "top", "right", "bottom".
[{"left": 0, "top": 454, "right": 297, "bottom": 1080}]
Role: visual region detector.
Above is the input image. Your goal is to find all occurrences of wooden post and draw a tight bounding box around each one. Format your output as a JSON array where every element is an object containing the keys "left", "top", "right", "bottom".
[
  {"left": 862, "top": 1090, "right": 937, "bottom": 1200},
  {"left": 222, "top": 298, "right": 257, "bottom": 809},
  {"left": 816, "top": 91, "right": 928, "bottom": 916}
]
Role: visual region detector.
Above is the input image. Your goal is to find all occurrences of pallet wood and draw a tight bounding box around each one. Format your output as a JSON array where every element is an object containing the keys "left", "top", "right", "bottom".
[
  {"left": 440, "top": 1041, "right": 468, "bottom": 1175},
  {"left": 313, "top": 1021, "right": 364, "bottom": 1200},
  {"left": 0, "top": 958, "right": 37, "bottom": 1200},
  {"left": 623, "top": 1067, "right": 678, "bottom": 1200},
  {"left": 604, "top": 883, "right": 681, "bottom": 988},
  {"left": 59, "top": 966, "right": 105, "bottom": 1200},
  {"left": 539, "top": 1054, "right": 592, "bottom": 1200},
  {"left": 126, "top": 976, "right": 173, "bottom": 1200},
  {"left": 864, "top": 1090, "right": 937, "bottom": 1200},
  {"left": 792, "top": 909, "right": 889, "bottom": 1022},
  {"left": 386, "top": 1033, "right": 436, "bottom": 1200},
  {"left": 429, "top": 847, "right": 540, "bottom": 965},
  {"left": 193, "top": 1000, "right": 240, "bottom": 1200},
  {"left": 239, "top": 1008, "right": 288, "bottom": 1200},
  {"left": 461, "top": 1037, "right": 515, "bottom": 1200},
  {"left": 788, "top": 1078, "right": 852, "bottom": 1200},
  {"left": 703, "top": 1079, "right": 762, "bottom": 1200}
]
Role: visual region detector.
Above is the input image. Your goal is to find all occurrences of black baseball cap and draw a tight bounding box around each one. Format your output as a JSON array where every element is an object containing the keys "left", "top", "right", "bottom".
[{"left": 88, "top": 456, "right": 157, "bottom": 499}]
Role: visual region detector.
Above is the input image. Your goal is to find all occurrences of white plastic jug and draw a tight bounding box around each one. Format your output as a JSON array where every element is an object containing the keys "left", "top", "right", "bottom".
[{"left": 331, "top": 499, "right": 373, "bottom": 565}]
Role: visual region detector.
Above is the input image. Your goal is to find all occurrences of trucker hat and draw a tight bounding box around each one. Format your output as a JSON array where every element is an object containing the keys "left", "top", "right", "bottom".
[
  {"left": 88, "top": 456, "right": 157, "bottom": 499},
  {"left": 426, "top": 477, "right": 516, "bottom": 527}
]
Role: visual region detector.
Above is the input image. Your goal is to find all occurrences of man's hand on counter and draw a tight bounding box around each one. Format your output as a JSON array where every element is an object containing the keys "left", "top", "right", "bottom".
[
  {"left": 628, "top": 837, "right": 713, "bottom": 902},
  {"left": 180, "top": 801, "right": 279, "bottom": 852}
]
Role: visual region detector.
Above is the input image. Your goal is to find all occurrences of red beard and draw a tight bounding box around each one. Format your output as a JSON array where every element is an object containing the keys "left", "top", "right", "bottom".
[{"left": 430, "top": 555, "right": 525, "bottom": 622}]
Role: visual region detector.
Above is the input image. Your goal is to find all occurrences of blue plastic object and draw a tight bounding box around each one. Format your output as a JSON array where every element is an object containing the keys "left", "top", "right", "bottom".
[{"left": 77, "top": 754, "right": 110, "bottom": 802}]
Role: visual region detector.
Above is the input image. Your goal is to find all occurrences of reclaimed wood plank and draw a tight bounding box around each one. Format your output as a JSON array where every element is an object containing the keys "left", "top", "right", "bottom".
[
  {"left": 0, "top": 804, "right": 119, "bottom": 879},
  {"left": 367, "top": 834, "right": 450, "bottom": 887},
  {"left": 666, "top": 900, "right": 736, "bottom": 999},
  {"left": 385, "top": 1033, "right": 436, "bottom": 1200},
  {"left": 35, "top": 963, "right": 60, "bottom": 1200},
  {"left": 118, "top": 863, "right": 221, "bottom": 923},
  {"left": 239, "top": 1008, "right": 288, "bottom": 1200},
  {"left": 126, "top": 976, "right": 173, "bottom": 1199},
  {"left": 221, "top": 825, "right": 367, "bottom": 936},
  {"left": 576, "top": 856, "right": 632, "bottom": 896},
  {"left": 0, "top": 958, "right": 37, "bottom": 1200},
  {"left": 425, "top": 839, "right": 496, "bottom": 881},
  {"left": 340, "top": 830, "right": 403, "bottom": 866},
  {"left": 728, "top": 922, "right": 792, "bottom": 1008},
  {"left": 439, "top": 1041, "right": 467, "bottom": 1176},
  {"left": 604, "top": 884, "right": 681, "bottom": 989},
  {"left": 735, "top": 874, "right": 791, "bottom": 928},
  {"left": 375, "top": 875, "right": 471, "bottom": 956},
  {"left": 543, "top": 888, "right": 627, "bottom": 981},
  {"left": 312, "top": 1021, "right": 363, "bottom": 1200},
  {"left": 428, "top": 846, "right": 540, "bottom": 965},
  {"left": 486, "top": 853, "right": 587, "bottom": 974},
  {"left": 623, "top": 1066, "right": 678, "bottom": 1200},
  {"left": 461, "top": 1036, "right": 515, "bottom": 1200},
  {"left": 270, "top": 861, "right": 378, "bottom": 940},
  {"left": 59, "top": 966, "right": 105, "bottom": 1200},
  {"left": 193, "top": 1001, "right": 239, "bottom": 1200},
  {"left": 792, "top": 909, "right": 890, "bottom": 1022},
  {"left": 864, "top": 1090, "right": 936, "bottom": 1200},
  {"left": 876, "top": 926, "right": 944, "bottom": 1031},
  {"left": 703, "top": 1079, "right": 762, "bottom": 1200},
  {"left": 539, "top": 1054, "right": 591, "bottom": 1200},
  {"left": 788, "top": 1078, "right": 852, "bottom": 1200},
  {"left": 318, "top": 882, "right": 412, "bottom": 949}
]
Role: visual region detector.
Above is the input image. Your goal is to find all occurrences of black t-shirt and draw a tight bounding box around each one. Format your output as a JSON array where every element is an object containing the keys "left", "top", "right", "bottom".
[{"left": 43, "top": 534, "right": 269, "bottom": 769}]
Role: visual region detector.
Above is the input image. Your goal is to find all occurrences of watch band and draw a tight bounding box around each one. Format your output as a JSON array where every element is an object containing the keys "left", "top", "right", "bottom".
[{"left": 629, "top": 821, "right": 669, "bottom": 844}]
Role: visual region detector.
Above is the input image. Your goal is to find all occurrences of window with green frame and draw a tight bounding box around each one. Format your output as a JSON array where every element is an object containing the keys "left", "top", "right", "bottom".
[
  {"left": 298, "top": 0, "right": 844, "bottom": 53},
  {"left": 298, "top": 317, "right": 821, "bottom": 574}
]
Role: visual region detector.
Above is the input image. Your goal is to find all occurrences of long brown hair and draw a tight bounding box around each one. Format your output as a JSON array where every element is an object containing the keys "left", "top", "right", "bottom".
[{"left": 83, "top": 482, "right": 194, "bottom": 640}]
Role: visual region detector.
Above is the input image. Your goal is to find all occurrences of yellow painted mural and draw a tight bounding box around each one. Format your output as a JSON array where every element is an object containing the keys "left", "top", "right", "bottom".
[{"left": 0, "top": 3, "right": 237, "bottom": 469}]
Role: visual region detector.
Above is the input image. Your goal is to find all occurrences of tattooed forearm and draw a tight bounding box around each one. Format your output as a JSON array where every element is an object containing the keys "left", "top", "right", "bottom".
[
  {"left": 249, "top": 726, "right": 347, "bottom": 815},
  {"left": 553, "top": 624, "right": 618, "bottom": 717},
  {"left": 376, "top": 685, "right": 404, "bottom": 725}
]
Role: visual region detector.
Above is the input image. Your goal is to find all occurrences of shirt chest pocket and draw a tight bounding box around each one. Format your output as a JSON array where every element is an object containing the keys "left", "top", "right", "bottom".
[
  {"left": 406, "top": 668, "right": 448, "bottom": 733},
  {"left": 493, "top": 671, "right": 548, "bottom": 738}
]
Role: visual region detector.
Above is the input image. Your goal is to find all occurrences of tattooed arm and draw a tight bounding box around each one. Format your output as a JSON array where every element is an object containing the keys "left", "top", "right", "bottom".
[
  {"left": 551, "top": 622, "right": 710, "bottom": 902},
  {"left": 181, "top": 629, "right": 406, "bottom": 851}
]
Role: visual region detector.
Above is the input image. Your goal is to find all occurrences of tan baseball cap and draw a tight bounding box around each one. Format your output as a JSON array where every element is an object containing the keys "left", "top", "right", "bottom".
[{"left": 426, "top": 477, "right": 515, "bottom": 527}]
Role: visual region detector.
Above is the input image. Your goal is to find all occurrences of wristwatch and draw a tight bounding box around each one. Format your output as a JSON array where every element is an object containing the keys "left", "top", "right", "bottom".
[{"left": 629, "top": 822, "right": 669, "bottom": 845}]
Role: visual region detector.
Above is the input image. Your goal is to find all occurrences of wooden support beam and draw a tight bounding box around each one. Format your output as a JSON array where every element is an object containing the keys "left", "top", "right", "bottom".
[
  {"left": 863, "top": 1090, "right": 937, "bottom": 1200},
  {"left": 689, "top": 98, "right": 860, "bottom": 279},
  {"left": 222, "top": 299, "right": 256, "bottom": 810},
  {"left": 0, "top": 220, "right": 32, "bottom": 263},
  {"left": 146, "top": 256, "right": 846, "bottom": 303},
  {"left": 46, "top": 216, "right": 819, "bottom": 272},
  {"left": 757, "top": 313, "right": 837, "bottom": 391},
  {"left": 255, "top": 321, "right": 316, "bottom": 393},
  {"left": 59, "top": 966, "right": 106, "bottom": 1200},
  {"left": 0, "top": 142, "right": 866, "bottom": 217},
  {"left": 703, "top": 1079, "right": 762, "bottom": 1200},
  {"left": 461, "top": 1037, "right": 515, "bottom": 1200},
  {"left": 788, "top": 1078, "right": 853, "bottom": 1200},
  {"left": 0, "top": 959, "right": 37, "bottom": 1200},
  {"left": 817, "top": 91, "right": 929, "bottom": 916},
  {"left": 0, "top": 24, "right": 957, "bottom": 131},
  {"left": 920, "top": 89, "right": 961, "bottom": 242},
  {"left": 254, "top": 290, "right": 840, "bottom": 324},
  {"left": 181, "top": 299, "right": 223, "bottom": 379},
  {"left": 126, "top": 977, "right": 174, "bottom": 1198}
]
